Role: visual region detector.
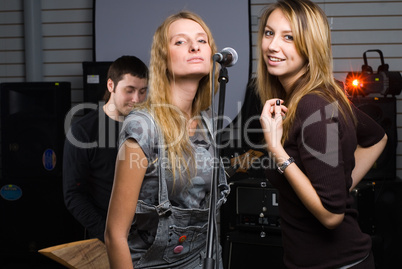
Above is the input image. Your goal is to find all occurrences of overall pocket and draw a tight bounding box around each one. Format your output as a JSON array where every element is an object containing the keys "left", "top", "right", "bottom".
[{"left": 163, "top": 222, "right": 208, "bottom": 263}]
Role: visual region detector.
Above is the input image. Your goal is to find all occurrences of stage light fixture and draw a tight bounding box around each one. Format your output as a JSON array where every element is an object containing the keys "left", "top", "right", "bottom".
[{"left": 345, "top": 49, "right": 402, "bottom": 97}]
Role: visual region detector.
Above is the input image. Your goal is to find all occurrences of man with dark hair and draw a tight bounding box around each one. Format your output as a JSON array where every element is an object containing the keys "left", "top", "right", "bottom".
[{"left": 63, "top": 55, "right": 148, "bottom": 241}]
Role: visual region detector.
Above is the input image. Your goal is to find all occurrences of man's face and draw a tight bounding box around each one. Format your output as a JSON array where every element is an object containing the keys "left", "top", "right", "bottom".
[{"left": 107, "top": 74, "right": 147, "bottom": 117}]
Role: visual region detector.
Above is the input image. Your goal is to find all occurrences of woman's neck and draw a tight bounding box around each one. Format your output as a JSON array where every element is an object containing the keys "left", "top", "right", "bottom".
[
  {"left": 170, "top": 78, "right": 199, "bottom": 119},
  {"left": 279, "top": 65, "right": 308, "bottom": 94}
]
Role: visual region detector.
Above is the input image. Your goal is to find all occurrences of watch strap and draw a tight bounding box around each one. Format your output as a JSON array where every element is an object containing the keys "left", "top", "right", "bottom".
[{"left": 277, "top": 157, "right": 294, "bottom": 174}]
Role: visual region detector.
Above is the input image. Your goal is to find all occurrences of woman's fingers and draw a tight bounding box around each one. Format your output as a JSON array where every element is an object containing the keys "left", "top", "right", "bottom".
[
  {"left": 260, "top": 99, "right": 287, "bottom": 132},
  {"left": 275, "top": 99, "right": 283, "bottom": 119}
]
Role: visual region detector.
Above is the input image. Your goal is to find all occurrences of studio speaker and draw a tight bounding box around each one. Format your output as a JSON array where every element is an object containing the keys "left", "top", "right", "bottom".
[
  {"left": 351, "top": 179, "right": 402, "bottom": 269},
  {"left": 223, "top": 230, "right": 285, "bottom": 269},
  {"left": 372, "top": 180, "right": 402, "bottom": 269},
  {"left": 0, "top": 82, "right": 84, "bottom": 265},
  {"left": 350, "top": 96, "right": 397, "bottom": 180},
  {"left": 221, "top": 178, "right": 283, "bottom": 268},
  {"left": 1, "top": 82, "right": 71, "bottom": 179},
  {"left": 82, "top": 61, "right": 112, "bottom": 104}
]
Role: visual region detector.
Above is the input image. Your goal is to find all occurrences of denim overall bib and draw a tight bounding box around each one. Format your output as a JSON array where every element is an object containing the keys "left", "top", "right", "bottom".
[{"left": 129, "top": 110, "right": 229, "bottom": 269}]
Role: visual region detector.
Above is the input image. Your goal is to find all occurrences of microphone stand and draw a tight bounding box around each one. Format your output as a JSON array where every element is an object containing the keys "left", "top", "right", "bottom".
[{"left": 203, "top": 66, "right": 229, "bottom": 269}]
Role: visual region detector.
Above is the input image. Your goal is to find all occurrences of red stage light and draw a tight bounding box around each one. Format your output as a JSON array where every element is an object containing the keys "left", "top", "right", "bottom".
[
  {"left": 344, "top": 49, "right": 402, "bottom": 97},
  {"left": 345, "top": 72, "right": 366, "bottom": 96}
]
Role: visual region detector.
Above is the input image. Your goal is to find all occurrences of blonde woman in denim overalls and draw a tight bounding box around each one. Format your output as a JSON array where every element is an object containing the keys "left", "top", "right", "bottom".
[{"left": 105, "top": 11, "right": 229, "bottom": 269}]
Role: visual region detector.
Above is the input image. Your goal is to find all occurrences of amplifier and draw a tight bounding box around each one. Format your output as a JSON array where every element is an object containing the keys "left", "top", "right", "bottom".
[
  {"left": 236, "top": 180, "right": 280, "bottom": 232},
  {"left": 221, "top": 178, "right": 281, "bottom": 237}
]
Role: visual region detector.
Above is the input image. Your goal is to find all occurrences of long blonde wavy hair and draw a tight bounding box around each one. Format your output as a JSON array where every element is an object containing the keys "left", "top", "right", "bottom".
[
  {"left": 256, "top": 0, "right": 355, "bottom": 143},
  {"left": 137, "top": 11, "right": 218, "bottom": 180}
]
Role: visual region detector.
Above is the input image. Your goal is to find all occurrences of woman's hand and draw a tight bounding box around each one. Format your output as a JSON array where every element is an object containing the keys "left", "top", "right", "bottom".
[
  {"left": 260, "top": 99, "right": 288, "bottom": 158},
  {"left": 350, "top": 134, "right": 387, "bottom": 191}
]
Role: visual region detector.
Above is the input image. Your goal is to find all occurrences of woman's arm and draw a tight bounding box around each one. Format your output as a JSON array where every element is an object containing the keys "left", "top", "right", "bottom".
[
  {"left": 267, "top": 145, "right": 344, "bottom": 229},
  {"left": 260, "top": 99, "right": 344, "bottom": 230},
  {"left": 279, "top": 159, "right": 345, "bottom": 229},
  {"left": 350, "top": 134, "right": 387, "bottom": 190},
  {"left": 105, "top": 138, "right": 148, "bottom": 269}
]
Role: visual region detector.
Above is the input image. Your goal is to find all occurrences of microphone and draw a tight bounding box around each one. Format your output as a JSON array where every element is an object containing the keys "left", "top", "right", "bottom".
[{"left": 213, "top": 47, "right": 238, "bottom": 67}]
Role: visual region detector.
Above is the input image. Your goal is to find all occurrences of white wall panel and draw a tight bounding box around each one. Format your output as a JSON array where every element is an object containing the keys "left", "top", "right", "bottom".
[
  {"left": 42, "top": 9, "right": 92, "bottom": 23},
  {"left": 41, "top": 0, "right": 93, "bottom": 9},
  {"left": 0, "top": 51, "right": 24, "bottom": 63},
  {"left": 43, "top": 50, "right": 92, "bottom": 63},
  {"left": 0, "top": 25, "right": 23, "bottom": 37},
  {"left": 0, "top": 64, "right": 24, "bottom": 77},
  {"left": 0, "top": 37, "right": 24, "bottom": 50},
  {"left": 42, "top": 36, "right": 92, "bottom": 50},
  {"left": 44, "top": 63, "right": 82, "bottom": 77},
  {"left": 0, "top": 0, "right": 22, "bottom": 10},
  {"left": 319, "top": 2, "right": 402, "bottom": 16},
  {"left": 331, "top": 31, "right": 402, "bottom": 44},
  {"left": 332, "top": 44, "right": 402, "bottom": 59},
  {"left": 0, "top": 0, "right": 24, "bottom": 84},
  {"left": 0, "top": 11, "right": 23, "bottom": 23},
  {"left": 42, "top": 23, "right": 93, "bottom": 36},
  {"left": 330, "top": 16, "right": 402, "bottom": 30}
]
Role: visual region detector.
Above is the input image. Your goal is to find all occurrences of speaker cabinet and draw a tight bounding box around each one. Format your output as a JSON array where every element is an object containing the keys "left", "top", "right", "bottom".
[
  {"left": 0, "top": 178, "right": 84, "bottom": 267},
  {"left": 350, "top": 96, "right": 397, "bottom": 180},
  {"left": 372, "top": 180, "right": 402, "bottom": 269},
  {"left": 82, "top": 61, "right": 112, "bottom": 104},
  {"left": 0, "top": 82, "right": 84, "bottom": 266},
  {"left": 221, "top": 178, "right": 283, "bottom": 268},
  {"left": 351, "top": 181, "right": 376, "bottom": 235},
  {"left": 351, "top": 180, "right": 402, "bottom": 269},
  {"left": 221, "top": 178, "right": 281, "bottom": 235},
  {"left": 1, "top": 82, "right": 71, "bottom": 179},
  {"left": 223, "top": 231, "right": 285, "bottom": 269}
]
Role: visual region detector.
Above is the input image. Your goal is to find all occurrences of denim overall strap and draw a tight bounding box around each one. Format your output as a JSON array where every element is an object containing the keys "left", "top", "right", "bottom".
[
  {"left": 132, "top": 110, "right": 172, "bottom": 216},
  {"left": 154, "top": 136, "right": 171, "bottom": 216}
]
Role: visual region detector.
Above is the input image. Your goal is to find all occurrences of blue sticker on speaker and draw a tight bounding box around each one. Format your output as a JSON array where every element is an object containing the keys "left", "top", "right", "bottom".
[
  {"left": 43, "top": 149, "right": 56, "bottom": 171},
  {"left": 1, "top": 184, "right": 23, "bottom": 201}
]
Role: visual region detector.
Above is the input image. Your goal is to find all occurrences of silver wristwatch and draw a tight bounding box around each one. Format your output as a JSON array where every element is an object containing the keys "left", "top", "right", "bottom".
[{"left": 277, "top": 157, "right": 294, "bottom": 174}]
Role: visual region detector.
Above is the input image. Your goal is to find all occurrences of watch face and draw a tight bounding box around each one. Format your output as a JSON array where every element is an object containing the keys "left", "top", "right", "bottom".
[{"left": 277, "top": 157, "right": 294, "bottom": 174}]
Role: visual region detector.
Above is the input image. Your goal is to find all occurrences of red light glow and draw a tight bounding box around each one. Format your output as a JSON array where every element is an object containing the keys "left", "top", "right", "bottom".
[{"left": 345, "top": 72, "right": 366, "bottom": 96}]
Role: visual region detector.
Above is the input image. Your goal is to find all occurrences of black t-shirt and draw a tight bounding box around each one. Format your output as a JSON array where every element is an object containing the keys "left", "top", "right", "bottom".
[
  {"left": 266, "top": 94, "right": 385, "bottom": 268},
  {"left": 63, "top": 108, "right": 121, "bottom": 241}
]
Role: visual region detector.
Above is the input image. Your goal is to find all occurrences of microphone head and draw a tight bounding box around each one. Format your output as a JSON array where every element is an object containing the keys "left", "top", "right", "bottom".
[{"left": 222, "top": 47, "right": 238, "bottom": 67}]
